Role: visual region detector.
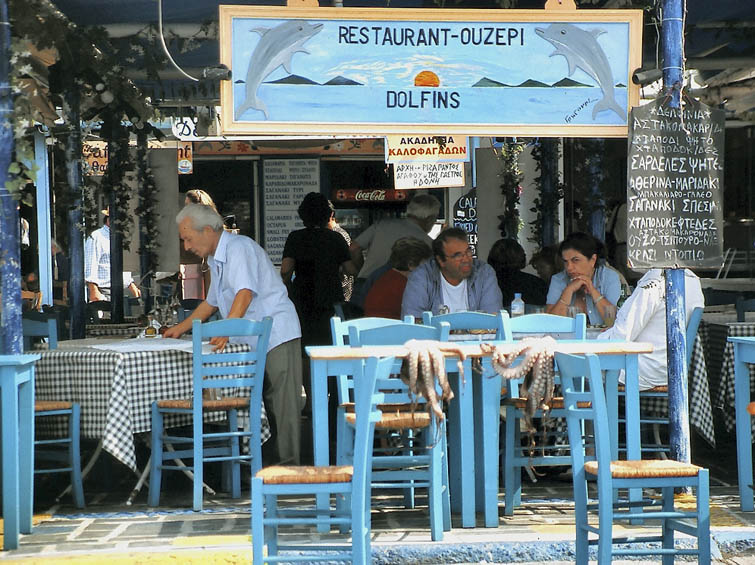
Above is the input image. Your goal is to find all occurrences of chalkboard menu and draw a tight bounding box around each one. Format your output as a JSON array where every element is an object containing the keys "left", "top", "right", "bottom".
[
  {"left": 262, "top": 158, "right": 319, "bottom": 263},
  {"left": 453, "top": 188, "right": 477, "bottom": 256},
  {"left": 626, "top": 98, "right": 724, "bottom": 269}
]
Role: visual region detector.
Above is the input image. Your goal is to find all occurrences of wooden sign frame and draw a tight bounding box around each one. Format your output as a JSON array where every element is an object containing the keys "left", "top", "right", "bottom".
[{"left": 219, "top": 5, "right": 642, "bottom": 137}]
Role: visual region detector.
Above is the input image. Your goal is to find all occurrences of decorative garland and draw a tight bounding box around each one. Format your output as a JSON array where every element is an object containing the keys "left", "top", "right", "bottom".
[
  {"left": 135, "top": 132, "right": 160, "bottom": 277},
  {"left": 528, "top": 139, "right": 565, "bottom": 249},
  {"left": 496, "top": 139, "right": 525, "bottom": 239}
]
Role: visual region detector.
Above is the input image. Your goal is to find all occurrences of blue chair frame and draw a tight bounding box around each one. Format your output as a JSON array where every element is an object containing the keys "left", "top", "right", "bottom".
[
  {"left": 344, "top": 320, "right": 451, "bottom": 541},
  {"left": 499, "top": 312, "right": 588, "bottom": 516},
  {"left": 620, "top": 306, "right": 704, "bottom": 458},
  {"left": 24, "top": 318, "right": 85, "bottom": 508},
  {"left": 251, "top": 356, "right": 393, "bottom": 565},
  {"left": 148, "top": 317, "right": 272, "bottom": 511},
  {"left": 557, "top": 352, "right": 710, "bottom": 564}
]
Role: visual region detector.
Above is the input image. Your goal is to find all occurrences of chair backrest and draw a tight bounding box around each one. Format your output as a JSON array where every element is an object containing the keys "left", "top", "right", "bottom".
[
  {"left": 191, "top": 318, "right": 272, "bottom": 432},
  {"left": 351, "top": 356, "right": 393, "bottom": 497},
  {"left": 686, "top": 306, "right": 704, "bottom": 367},
  {"left": 330, "top": 315, "right": 414, "bottom": 346},
  {"left": 346, "top": 321, "right": 450, "bottom": 405},
  {"left": 348, "top": 321, "right": 450, "bottom": 347},
  {"left": 500, "top": 312, "right": 587, "bottom": 342},
  {"left": 555, "top": 352, "right": 609, "bottom": 481},
  {"left": 736, "top": 297, "right": 755, "bottom": 323},
  {"left": 422, "top": 310, "right": 507, "bottom": 339},
  {"left": 22, "top": 318, "right": 58, "bottom": 351}
]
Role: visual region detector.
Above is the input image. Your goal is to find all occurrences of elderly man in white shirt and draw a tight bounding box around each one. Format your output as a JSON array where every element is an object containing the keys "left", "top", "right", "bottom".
[
  {"left": 597, "top": 268, "right": 704, "bottom": 390},
  {"left": 164, "top": 204, "right": 303, "bottom": 465}
]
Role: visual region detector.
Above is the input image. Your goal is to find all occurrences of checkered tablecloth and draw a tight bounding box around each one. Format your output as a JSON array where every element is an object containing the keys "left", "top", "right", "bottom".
[
  {"left": 35, "top": 342, "right": 270, "bottom": 472},
  {"left": 630, "top": 334, "right": 715, "bottom": 447},
  {"left": 86, "top": 324, "right": 143, "bottom": 338},
  {"left": 707, "top": 321, "right": 755, "bottom": 435}
]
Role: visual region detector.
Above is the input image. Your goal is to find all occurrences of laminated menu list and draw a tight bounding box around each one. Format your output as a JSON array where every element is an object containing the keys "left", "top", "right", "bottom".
[{"left": 626, "top": 97, "right": 724, "bottom": 269}]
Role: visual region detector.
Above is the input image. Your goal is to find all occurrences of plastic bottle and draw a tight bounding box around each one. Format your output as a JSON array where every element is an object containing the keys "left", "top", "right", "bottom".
[
  {"left": 511, "top": 293, "right": 525, "bottom": 317},
  {"left": 617, "top": 285, "right": 629, "bottom": 309}
]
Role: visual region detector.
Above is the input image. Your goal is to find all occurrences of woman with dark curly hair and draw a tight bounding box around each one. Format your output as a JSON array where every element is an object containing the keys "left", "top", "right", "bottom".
[
  {"left": 281, "top": 192, "right": 359, "bottom": 346},
  {"left": 545, "top": 232, "right": 621, "bottom": 326},
  {"left": 487, "top": 239, "right": 547, "bottom": 312}
]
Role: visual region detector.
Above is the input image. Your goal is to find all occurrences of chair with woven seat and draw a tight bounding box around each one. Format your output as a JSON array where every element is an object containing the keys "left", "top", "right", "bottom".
[
  {"left": 619, "top": 306, "right": 704, "bottom": 459},
  {"left": 251, "top": 355, "right": 394, "bottom": 565},
  {"left": 556, "top": 351, "right": 710, "bottom": 564},
  {"left": 499, "top": 312, "right": 588, "bottom": 516},
  {"left": 23, "top": 318, "right": 85, "bottom": 508},
  {"left": 344, "top": 320, "right": 451, "bottom": 541},
  {"left": 148, "top": 317, "right": 272, "bottom": 511}
]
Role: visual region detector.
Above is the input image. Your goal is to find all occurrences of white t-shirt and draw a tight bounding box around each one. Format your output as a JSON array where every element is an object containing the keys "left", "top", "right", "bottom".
[
  {"left": 440, "top": 276, "right": 469, "bottom": 313},
  {"left": 597, "top": 268, "right": 704, "bottom": 389},
  {"left": 207, "top": 230, "right": 301, "bottom": 351}
]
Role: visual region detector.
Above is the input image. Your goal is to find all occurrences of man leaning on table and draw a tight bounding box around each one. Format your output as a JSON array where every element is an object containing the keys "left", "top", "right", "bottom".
[
  {"left": 401, "top": 227, "right": 502, "bottom": 319},
  {"left": 597, "top": 268, "right": 704, "bottom": 390},
  {"left": 163, "top": 204, "right": 303, "bottom": 466}
]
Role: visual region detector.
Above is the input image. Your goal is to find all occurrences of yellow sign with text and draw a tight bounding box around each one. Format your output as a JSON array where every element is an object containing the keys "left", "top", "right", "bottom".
[{"left": 385, "top": 135, "right": 469, "bottom": 163}]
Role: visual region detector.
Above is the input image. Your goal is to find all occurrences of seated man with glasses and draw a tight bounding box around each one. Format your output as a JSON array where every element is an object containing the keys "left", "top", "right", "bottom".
[{"left": 401, "top": 227, "right": 502, "bottom": 319}]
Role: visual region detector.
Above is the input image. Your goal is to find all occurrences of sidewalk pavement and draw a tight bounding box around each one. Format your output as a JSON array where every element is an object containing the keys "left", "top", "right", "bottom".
[{"left": 2, "top": 480, "right": 755, "bottom": 564}]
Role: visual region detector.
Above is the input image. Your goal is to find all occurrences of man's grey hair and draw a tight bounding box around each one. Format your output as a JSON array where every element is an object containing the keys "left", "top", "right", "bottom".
[
  {"left": 51, "top": 238, "right": 64, "bottom": 253},
  {"left": 176, "top": 203, "right": 224, "bottom": 232},
  {"left": 406, "top": 194, "right": 441, "bottom": 220}
]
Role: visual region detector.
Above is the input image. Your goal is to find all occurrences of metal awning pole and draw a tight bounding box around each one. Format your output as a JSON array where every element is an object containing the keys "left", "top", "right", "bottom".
[{"left": 661, "top": 0, "right": 691, "bottom": 464}]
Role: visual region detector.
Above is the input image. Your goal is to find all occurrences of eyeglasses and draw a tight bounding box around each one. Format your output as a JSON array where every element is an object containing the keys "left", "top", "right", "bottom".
[{"left": 447, "top": 248, "right": 474, "bottom": 261}]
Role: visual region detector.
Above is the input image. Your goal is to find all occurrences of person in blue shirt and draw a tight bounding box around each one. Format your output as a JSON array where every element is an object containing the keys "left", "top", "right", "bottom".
[{"left": 545, "top": 232, "right": 621, "bottom": 326}]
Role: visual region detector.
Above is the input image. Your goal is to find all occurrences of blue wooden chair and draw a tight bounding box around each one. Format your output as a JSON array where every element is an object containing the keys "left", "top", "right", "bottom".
[
  {"left": 148, "top": 317, "right": 272, "bottom": 511},
  {"left": 24, "top": 318, "right": 85, "bottom": 508},
  {"left": 345, "top": 320, "right": 451, "bottom": 541},
  {"left": 556, "top": 352, "right": 711, "bottom": 564},
  {"left": 422, "top": 310, "right": 507, "bottom": 339},
  {"left": 251, "top": 356, "right": 393, "bottom": 565},
  {"left": 620, "top": 306, "right": 704, "bottom": 459},
  {"left": 499, "top": 312, "right": 588, "bottom": 516}
]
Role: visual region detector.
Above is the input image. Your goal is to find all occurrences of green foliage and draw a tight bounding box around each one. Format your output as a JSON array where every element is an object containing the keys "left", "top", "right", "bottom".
[
  {"left": 528, "top": 139, "right": 565, "bottom": 248},
  {"left": 497, "top": 139, "right": 526, "bottom": 240}
]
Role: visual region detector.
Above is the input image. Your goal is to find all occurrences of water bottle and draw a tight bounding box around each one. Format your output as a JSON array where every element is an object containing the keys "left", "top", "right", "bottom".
[
  {"left": 617, "top": 284, "right": 629, "bottom": 309},
  {"left": 511, "top": 293, "right": 525, "bottom": 317}
]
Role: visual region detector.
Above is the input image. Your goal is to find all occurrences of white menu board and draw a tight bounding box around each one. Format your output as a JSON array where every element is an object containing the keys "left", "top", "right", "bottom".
[{"left": 263, "top": 158, "right": 320, "bottom": 263}]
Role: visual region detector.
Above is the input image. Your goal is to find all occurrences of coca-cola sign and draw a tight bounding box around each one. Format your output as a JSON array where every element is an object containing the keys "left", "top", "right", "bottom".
[{"left": 333, "top": 189, "right": 407, "bottom": 203}]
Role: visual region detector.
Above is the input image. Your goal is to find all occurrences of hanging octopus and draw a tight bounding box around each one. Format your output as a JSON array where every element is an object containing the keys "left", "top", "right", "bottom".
[
  {"left": 399, "top": 339, "right": 467, "bottom": 420},
  {"left": 480, "top": 336, "right": 557, "bottom": 429}
]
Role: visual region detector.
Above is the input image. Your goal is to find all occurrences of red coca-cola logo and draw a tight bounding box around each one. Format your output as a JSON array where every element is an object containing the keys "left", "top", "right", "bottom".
[{"left": 355, "top": 190, "right": 386, "bottom": 201}]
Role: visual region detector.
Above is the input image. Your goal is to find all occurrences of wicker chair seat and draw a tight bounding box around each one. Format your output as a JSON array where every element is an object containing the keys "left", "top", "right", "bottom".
[
  {"left": 256, "top": 465, "right": 353, "bottom": 484},
  {"left": 502, "top": 396, "right": 591, "bottom": 410},
  {"left": 346, "top": 410, "right": 430, "bottom": 430},
  {"left": 35, "top": 400, "right": 74, "bottom": 412},
  {"left": 618, "top": 383, "right": 668, "bottom": 393},
  {"left": 341, "top": 401, "right": 415, "bottom": 413},
  {"left": 584, "top": 458, "right": 703, "bottom": 479},
  {"left": 156, "top": 397, "right": 249, "bottom": 410}
]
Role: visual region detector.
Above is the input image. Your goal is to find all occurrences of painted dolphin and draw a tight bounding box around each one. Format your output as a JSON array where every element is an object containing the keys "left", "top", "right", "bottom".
[
  {"left": 535, "top": 23, "right": 624, "bottom": 120},
  {"left": 235, "top": 20, "right": 323, "bottom": 120}
]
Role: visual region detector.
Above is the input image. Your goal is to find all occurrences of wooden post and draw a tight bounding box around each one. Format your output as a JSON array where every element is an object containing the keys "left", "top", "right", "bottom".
[
  {"left": 105, "top": 114, "right": 125, "bottom": 323},
  {"left": 588, "top": 139, "right": 606, "bottom": 241},
  {"left": 137, "top": 131, "right": 154, "bottom": 314},
  {"left": 0, "top": 0, "right": 22, "bottom": 355},
  {"left": 661, "top": 0, "right": 691, "bottom": 464},
  {"left": 540, "top": 138, "right": 559, "bottom": 248}
]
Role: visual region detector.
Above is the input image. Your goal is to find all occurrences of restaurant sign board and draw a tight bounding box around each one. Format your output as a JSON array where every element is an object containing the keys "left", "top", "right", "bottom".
[
  {"left": 385, "top": 135, "right": 469, "bottom": 163},
  {"left": 626, "top": 98, "right": 725, "bottom": 269},
  {"left": 219, "top": 6, "right": 642, "bottom": 137},
  {"left": 332, "top": 189, "right": 407, "bottom": 203}
]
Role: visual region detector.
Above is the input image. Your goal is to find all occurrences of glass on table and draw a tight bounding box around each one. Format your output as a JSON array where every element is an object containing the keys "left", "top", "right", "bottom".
[
  {"left": 566, "top": 305, "right": 580, "bottom": 318},
  {"left": 601, "top": 303, "right": 617, "bottom": 327}
]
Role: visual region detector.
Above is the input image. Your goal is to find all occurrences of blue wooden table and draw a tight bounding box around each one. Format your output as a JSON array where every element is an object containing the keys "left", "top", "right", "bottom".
[
  {"left": 729, "top": 336, "right": 755, "bottom": 512},
  {"left": 0, "top": 354, "right": 40, "bottom": 550}
]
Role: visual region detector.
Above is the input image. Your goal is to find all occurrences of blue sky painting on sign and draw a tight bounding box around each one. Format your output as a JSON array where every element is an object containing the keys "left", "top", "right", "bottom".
[{"left": 229, "top": 16, "right": 633, "bottom": 128}]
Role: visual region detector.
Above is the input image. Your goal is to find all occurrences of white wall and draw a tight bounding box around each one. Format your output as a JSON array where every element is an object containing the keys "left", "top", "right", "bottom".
[{"left": 149, "top": 148, "right": 181, "bottom": 274}]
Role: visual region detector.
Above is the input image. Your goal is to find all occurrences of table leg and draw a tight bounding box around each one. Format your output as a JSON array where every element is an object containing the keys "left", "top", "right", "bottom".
[
  {"left": 448, "top": 358, "right": 475, "bottom": 528},
  {"left": 475, "top": 360, "right": 500, "bottom": 528},
  {"left": 734, "top": 344, "right": 754, "bottom": 512},
  {"left": 311, "top": 358, "right": 330, "bottom": 533},
  {"left": 622, "top": 354, "right": 643, "bottom": 512},
  {"left": 19, "top": 372, "right": 34, "bottom": 533},
  {"left": 1, "top": 375, "right": 20, "bottom": 550}
]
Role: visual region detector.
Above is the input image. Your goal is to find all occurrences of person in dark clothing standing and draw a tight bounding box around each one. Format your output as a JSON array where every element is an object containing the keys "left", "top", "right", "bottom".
[{"left": 487, "top": 239, "right": 547, "bottom": 312}]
